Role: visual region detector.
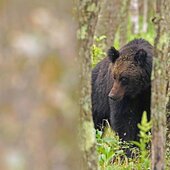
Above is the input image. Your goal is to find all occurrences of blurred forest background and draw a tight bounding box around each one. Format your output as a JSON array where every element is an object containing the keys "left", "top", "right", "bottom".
[{"left": 0, "top": 0, "right": 78, "bottom": 170}]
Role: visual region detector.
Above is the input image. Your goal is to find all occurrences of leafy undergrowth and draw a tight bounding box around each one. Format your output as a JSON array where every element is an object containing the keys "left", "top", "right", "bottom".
[{"left": 96, "top": 112, "right": 152, "bottom": 170}]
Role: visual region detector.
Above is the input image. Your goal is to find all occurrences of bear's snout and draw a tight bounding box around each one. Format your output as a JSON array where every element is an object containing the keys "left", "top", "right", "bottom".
[
  {"left": 108, "top": 82, "right": 125, "bottom": 101},
  {"left": 108, "top": 91, "right": 123, "bottom": 101},
  {"left": 108, "top": 93, "right": 120, "bottom": 101}
]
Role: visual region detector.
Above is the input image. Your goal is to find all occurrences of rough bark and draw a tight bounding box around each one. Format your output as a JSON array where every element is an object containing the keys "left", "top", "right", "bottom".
[
  {"left": 151, "top": 0, "right": 170, "bottom": 169},
  {"left": 167, "top": 21, "right": 170, "bottom": 167},
  {"left": 164, "top": 0, "right": 170, "bottom": 169},
  {"left": 78, "top": 0, "right": 101, "bottom": 169},
  {"left": 94, "top": 0, "right": 121, "bottom": 50}
]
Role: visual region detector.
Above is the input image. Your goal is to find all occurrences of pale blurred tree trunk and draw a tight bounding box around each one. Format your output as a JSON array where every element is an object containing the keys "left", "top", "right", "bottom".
[
  {"left": 142, "top": 0, "right": 148, "bottom": 32},
  {"left": 78, "top": 0, "right": 101, "bottom": 170},
  {"left": 0, "top": 1, "right": 78, "bottom": 170},
  {"left": 130, "top": 0, "right": 139, "bottom": 34},
  {"left": 94, "top": 0, "right": 121, "bottom": 50},
  {"left": 151, "top": 0, "right": 170, "bottom": 169},
  {"left": 119, "top": 0, "right": 130, "bottom": 47}
]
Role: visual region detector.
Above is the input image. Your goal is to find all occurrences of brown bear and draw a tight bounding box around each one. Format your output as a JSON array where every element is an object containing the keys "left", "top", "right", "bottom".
[{"left": 92, "top": 39, "right": 153, "bottom": 141}]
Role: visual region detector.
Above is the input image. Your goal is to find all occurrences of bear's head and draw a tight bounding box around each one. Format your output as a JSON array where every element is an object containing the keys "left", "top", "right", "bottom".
[{"left": 108, "top": 46, "right": 151, "bottom": 101}]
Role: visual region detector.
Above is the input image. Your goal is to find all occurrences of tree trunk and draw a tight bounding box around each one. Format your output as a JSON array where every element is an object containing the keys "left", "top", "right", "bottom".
[
  {"left": 164, "top": 0, "right": 170, "bottom": 169},
  {"left": 119, "top": 0, "right": 130, "bottom": 47},
  {"left": 130, "top": 0, "right": 139, "bottom": 34},
  {"left": 142, "top": 0, "right": 148, "bottom": 32},
  {"left": 167, "top": 77, "right": 170, "bottom": 169},
  {"left": 78, "top": 0, "right": 101, "bottom": 169},
  {"left": 151, "top": 0, "right": 170, "bottom": 169},
  {"left": 0, "top": 0, "right": 78, "bottom": 169},
  {"left": 94, "top": 0, "right": 121, "bottom": 50}
]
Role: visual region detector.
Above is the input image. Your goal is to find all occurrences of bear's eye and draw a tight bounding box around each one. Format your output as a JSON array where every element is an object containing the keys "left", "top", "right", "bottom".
[{"left": 120, "top": 77, "right": 129, "bottom": 85}]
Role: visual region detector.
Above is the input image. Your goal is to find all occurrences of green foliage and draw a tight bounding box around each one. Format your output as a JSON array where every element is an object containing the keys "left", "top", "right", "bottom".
[
  {"left": 96, "top": 112, "right": 152, "bottom": 170},
  {"left": 132, "top": 111, "right": 152, "bottom": 170},
  {"left": 91, "top": 35, "right": 106, "bottom": 67},
  {"left": 96, "top": 128, "right": 131, "bottom": 169}
]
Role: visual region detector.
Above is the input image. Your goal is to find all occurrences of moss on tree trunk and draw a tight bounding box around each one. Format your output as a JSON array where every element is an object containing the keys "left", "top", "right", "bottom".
[
  {"left": 151, "top": 0, "right": 170, "bottom": 169},
  {"left": 78, "top": 0, "right": 101, "bottom": 169}
]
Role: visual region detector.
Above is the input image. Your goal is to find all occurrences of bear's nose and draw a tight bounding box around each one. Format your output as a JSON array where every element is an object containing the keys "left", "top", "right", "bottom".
[{"left": 108, "top": 93, "right": 120, "bottom": 101}]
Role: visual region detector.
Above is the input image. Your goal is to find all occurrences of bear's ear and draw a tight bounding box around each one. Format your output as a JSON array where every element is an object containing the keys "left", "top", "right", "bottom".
[
  {"left": 107, "top": 47, "right": 119, "bottom": 63},
  {"left": 134, "top": 49, "right": 147, "bottom": 66}
]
